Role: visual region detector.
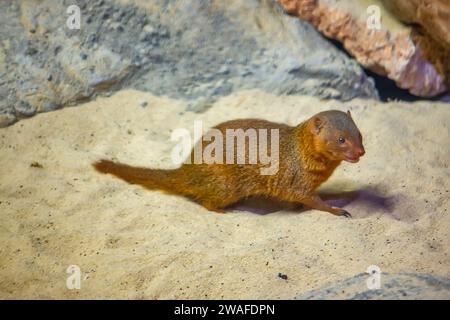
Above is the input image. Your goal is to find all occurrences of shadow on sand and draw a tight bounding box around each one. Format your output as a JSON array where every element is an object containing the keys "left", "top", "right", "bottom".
[{"left": 229, "top": 185, "right": 398, "bottom": 219}]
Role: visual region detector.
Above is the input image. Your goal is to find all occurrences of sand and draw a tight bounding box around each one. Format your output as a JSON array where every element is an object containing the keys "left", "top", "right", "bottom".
[{"left": 0, "top": 89, "right": 449, "bottom": 299}]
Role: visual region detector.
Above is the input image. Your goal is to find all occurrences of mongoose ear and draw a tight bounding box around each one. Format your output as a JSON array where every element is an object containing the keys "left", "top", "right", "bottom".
[{"left": 310, "top": 116, "right": 324, "bottom": 135}]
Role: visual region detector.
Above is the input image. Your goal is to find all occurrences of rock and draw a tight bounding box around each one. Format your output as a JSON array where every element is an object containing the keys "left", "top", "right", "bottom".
[
  {"left": 24, "top": 45, "right": 38, "bottom": 56},
  {"left": 278, "top": 0, "right": 449, "bottom": 97},
  {"left": 139, "top": 24, "right": 157, "bottom": 41},
  {"left": 381, "top": 0, "right": 450, "bottom": 94},
  {"left": 40, "top": 101, "right": 60, "bottom": 112},
  {"left": 0, "top": 111, "right": 16, "bottom": 128},
  {"left": 129, "top": 0, "right": 378, "bottom": 103},
  {"left": 381, "top": 0, "right": 450, "bottom": 50},
  {"left": 297, "top": 273, "right": 450, "bottom": 299},
  {"left": 217, "top": 65, "right": 230, "bottom": 75},
  {"left": 187, "top": 96, "right": 214, "bottom": 113},
  {"left": 142, "top": 24, "right": 155, "bottom": 34},
  {"left": 14, "top": 101, "right": 36, "bottom": 117},
  {"left": 239, "top": 69, "right": 253, "bottom": 77},
  {"left": 0, "top": 0, "right": 379, "bottom": 127}
]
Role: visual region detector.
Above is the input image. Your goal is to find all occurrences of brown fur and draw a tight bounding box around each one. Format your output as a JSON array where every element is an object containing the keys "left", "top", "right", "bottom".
[{"left": 93, "top": 110, "right": 365, "bottom": 217}]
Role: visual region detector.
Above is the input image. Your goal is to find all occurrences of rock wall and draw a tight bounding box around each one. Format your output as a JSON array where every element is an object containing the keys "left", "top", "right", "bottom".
[
  {"left": 278, "top": 0, "right": 449, "bottom": 97},
  {"left": 0, "top": 0, "right": 378, "bottom": 127}
]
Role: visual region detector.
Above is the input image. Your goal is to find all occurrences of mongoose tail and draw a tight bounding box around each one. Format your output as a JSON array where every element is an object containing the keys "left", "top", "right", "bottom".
[{"left": 93, "top": 160, "right": 177, "bottom": 192}]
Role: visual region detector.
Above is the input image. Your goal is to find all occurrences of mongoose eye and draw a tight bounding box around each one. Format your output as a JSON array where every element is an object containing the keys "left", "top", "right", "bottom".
[{"left": 338, "top": 137, "right": 345, "bottom": 144}]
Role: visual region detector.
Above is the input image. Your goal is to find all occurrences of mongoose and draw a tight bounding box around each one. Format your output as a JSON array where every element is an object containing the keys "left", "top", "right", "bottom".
[{"left": 93, "top": 110, "right": 365, "bottom": 217}]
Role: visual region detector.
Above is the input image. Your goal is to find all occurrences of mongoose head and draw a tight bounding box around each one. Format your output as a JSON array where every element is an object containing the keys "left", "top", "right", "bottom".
[{"left": 308, "top": 110, "right": 365, "bottom": 163}]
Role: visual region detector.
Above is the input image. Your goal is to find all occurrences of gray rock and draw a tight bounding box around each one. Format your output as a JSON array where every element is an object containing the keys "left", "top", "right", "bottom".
[
  {"left": 0, "top": 0, "right": 379, "bottom": 126},
  {"left": 187, "top": 96, "right": 214, "bottom": 113},
  {"left": 14, "top": 101, "right": 36, "bottom": 117},
  {"left": 218, "top": 65, "right": 230, "bottom": 75},
  {"left": 41, "top": 101, "right": 60, "bottom": 112},
  {"left": 0, "top": 107, "right": 16, "bottom": 128},
  {"left": 296, "top": 273, "right": 450, "bottom": 300}
]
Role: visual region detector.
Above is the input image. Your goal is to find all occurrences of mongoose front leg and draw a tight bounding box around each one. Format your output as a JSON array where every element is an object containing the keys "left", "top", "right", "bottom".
[{"left": 300, "top": 195, "right": 352, "bottom": 218}]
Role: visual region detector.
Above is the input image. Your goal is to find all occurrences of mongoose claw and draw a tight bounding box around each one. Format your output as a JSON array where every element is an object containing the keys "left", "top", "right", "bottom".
[{"left": 341, "top": 210, "right": 352, "bottom": 218}]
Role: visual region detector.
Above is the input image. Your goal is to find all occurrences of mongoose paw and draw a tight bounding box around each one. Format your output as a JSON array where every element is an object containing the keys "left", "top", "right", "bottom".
[
  {"left": 202, "top": 202, "right": 227, "bottom": 213},
  {"left": 341, "top": 210, "right": 352, "bottom": 218}
]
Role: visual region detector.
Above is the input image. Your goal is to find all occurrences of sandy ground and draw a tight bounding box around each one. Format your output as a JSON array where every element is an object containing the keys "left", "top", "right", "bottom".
[{"left": 0, "top": 89, "right": 449, "bottom": 299}]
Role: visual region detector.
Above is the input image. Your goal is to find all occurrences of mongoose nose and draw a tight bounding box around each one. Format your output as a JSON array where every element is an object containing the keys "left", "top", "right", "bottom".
[{"left": 357, "top": 148, "right": 365, "bottom": 157}]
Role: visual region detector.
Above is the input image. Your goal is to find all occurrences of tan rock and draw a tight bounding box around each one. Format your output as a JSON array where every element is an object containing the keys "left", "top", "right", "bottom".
[
  {"left": 278, "top": 0, "right": 449, "bottom": 97},
  {"left": 381, "top": 0, "right": 450, "bottom": 50},
  {"left": 381, "top": 0, "right": 450, "bottom": 94}
]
